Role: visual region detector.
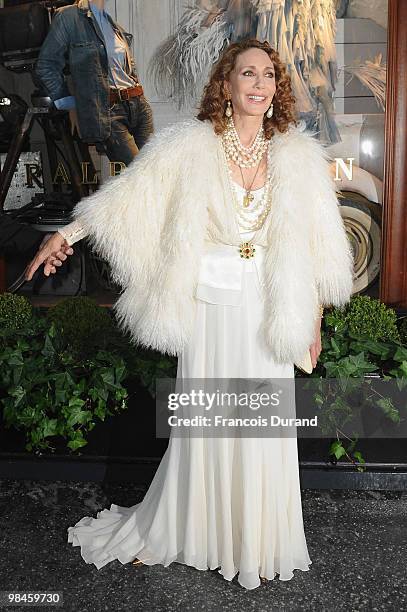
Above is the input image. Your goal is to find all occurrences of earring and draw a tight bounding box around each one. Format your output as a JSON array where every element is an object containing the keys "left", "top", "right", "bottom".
[
  {"left": 225, "top": 99, "right": 233, "bottom": 117},
  {"left": 266, "top": 103, "right": 274, "bottom": 119}
]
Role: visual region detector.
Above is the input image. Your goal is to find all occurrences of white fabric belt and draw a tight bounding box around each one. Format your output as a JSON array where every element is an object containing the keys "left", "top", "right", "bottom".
[{"left": 195, "top": 242, "right": 266, "bottom": 306}]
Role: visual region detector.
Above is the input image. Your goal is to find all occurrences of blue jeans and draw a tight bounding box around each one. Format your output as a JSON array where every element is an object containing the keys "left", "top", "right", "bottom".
[{"left": 100, "top": 95, "right": 154, "bottom": 166}]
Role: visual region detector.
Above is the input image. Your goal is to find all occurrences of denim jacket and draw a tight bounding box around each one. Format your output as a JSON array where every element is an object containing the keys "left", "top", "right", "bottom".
[{"left": 34, "top": 0, "right": 141, "bottom": 143}]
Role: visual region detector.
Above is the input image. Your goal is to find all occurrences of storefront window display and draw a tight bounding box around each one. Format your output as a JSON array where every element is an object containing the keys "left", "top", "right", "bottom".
[{"left": 149, "top": 0, "right": 389, "bottom": 297}]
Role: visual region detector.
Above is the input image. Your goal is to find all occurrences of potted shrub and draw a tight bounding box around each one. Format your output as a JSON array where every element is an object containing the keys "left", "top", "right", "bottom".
[
  {"left": 299, "top": 295, "right": 407, "bottom": 470},
  {"left": 0, "top": 294, "right": 131, "bottom": 453},
  {"left": 0, "top": 294, "right": 177, "bottom": 457}
]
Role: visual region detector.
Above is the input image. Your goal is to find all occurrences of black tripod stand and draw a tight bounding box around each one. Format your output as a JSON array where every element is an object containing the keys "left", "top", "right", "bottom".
[
  {"left": 0, "top": 85, "right": 98, "bottom": 295},
  {"left": 0, "top": 86, "right": 98, "bottom": 212}
]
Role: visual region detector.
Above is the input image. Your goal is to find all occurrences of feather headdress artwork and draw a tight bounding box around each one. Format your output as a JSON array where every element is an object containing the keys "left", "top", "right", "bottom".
[
  {"left": 340, "top": 54, "right": 386, "bottom": 111},
  {"left": 148, "top": 0, "right": 341, "bottom": 143}
]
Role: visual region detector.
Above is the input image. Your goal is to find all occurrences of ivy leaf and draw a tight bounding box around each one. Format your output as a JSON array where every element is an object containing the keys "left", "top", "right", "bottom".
[
  {"left": 324, "top": 352, "right": 379, "bottom": 378},
  {"left": 10, "top": 386, "right": 26, "bottom": 407},
  {"left": 348, "top": 352, "right": 379, "bottom": 373},
  {"left": 398, "top": 362, "right": 407, "bottom": 378},
  {"left": 100, "top": 368, "right": 121, "bottom": 389},
  {"left": 13, "top": 366, "right": 23, "bottom": 386},
  {"left": 114, "top": 365, "right": 126, "bottom": 384},
  {"left": 16, "top": 339, "right": 30, "bottom": 352},
  {"left": 67, "top": 407, "right": 92, "bottom": 428},
  {"left": 395, "top": 376, "right": 407, "bottom": 391},
  {"left": 67, "top": 431, "right": 88, "bottom": 450},
  {"left": 68, "top": 398, "right": 85, "bottom": 409},
  {"left": 74, "top": 378, "right": 87, "bottom": 395},
  {"left": 114, "top": 388, "right": 128, "bottom": 401},
  {"left": 41, "top": 419, "right": 58, "bottom": 438},
  {"left": 94, "top": 400, "right": 107, "bottom": 421},
  {"left": 93, "top": 385, "right": 108, "bottom": 402},
  {"left": 53, "top": 372, "right": 75, "bottom": 390},
  {"left": 100, "top": 369, "right": 118, "bottom": 388},
  {"left": 55, "top": 389, "right": 68, "bottom": 404},
  {"left": 353, "top": 451, "right": 366, "bottom": 464},
  {"left": 388, "top": 361, "right": 407, "bottom": 379},
  {"left": 349, "top": 338, "right": 392, "bottom": 359},
  {"left": 7, "top": 351, "right": 24, "bottom": 366},
  {"left": 18, "top": 405, "right": 41, "bottom": 427},
  {"left": 376, "top": 398, "right": 400, "bottom": 423},
  {"left": 329, "top": 440, "right": 346, "bottom": 460},
  {"left": 393, "top": 346, "right": 407, "bottom": 363},
  {"left": 330, "top": 337, "right": 341, "bottom": 356},
  {"left": 48, "top": 322, "right": 57, "bottom": 339},
  {"left": 42, "top": 333, "right": 56, "bottom": 358}
]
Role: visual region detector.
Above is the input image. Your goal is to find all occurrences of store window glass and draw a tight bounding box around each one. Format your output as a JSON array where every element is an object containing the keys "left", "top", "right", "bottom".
[{"left": 329, "top": 0, "right": 388, "bottom": 296}]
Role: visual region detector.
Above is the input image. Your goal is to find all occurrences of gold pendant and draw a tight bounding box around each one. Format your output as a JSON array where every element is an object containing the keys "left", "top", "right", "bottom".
[
  {"left": 239, "top": 241, "right": 255, "bottom": 259},
  {"left": 243, "top": 192, "right": 254, "bottom": 208}
]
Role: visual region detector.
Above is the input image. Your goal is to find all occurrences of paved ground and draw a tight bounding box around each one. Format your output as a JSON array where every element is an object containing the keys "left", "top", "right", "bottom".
[{"left": 0, "top": 479, "right": 406, "bottom": 612}]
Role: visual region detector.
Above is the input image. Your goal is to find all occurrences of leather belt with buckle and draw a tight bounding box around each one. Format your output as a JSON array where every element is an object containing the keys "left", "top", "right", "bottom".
[{"left": 109, "top": 84, "right": 144, "bottom": 105}]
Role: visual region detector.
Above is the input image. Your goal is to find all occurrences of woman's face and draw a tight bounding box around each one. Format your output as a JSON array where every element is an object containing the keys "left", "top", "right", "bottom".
[{"left": 224, "top": 48, "right": 276, "bottom": 118}]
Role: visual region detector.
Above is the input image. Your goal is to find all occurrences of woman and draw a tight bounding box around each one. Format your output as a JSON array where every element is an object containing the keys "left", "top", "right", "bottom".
[
  {"left": 34, "top": 0, "right": 153, "bottom": 165},
  {"left": 26, "top": 39, "right": 354, "bottom": 590}
]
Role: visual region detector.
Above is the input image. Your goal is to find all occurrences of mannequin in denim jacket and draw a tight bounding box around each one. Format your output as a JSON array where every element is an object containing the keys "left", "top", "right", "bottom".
[{"left": 34, "top": 0, "right": 153, "bottom": 166}]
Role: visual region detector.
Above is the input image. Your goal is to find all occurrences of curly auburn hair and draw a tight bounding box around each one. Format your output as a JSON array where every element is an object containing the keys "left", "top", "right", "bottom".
[{"left": 197, "top": 39, "right": 298, "bottom": 139}]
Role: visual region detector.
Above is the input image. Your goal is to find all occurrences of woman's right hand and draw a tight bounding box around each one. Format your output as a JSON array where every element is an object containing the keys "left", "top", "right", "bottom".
[{"left": 25, "top": 232, "right": 74, "bottom": 281}]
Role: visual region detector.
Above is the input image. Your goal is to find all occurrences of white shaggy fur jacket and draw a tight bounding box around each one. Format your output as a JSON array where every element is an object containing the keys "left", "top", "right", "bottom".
[{"left": 67, "top": 118, "right": 354, "bottom": 364}]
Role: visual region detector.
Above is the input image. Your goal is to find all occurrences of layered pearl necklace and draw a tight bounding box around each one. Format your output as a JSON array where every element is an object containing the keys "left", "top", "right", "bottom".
[
  {"left": 220, "top": 136, "right": 272, "bottom": 260},
  {"left": 221, "top": 116, "right": 268, "bottom": 168},
  {"left": 229, "top": 165, "right": 272, "bottom": 233}
]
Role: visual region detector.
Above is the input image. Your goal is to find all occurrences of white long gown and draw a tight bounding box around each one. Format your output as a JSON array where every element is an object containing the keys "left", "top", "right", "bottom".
[{"left": 67, "top": 183, "right": 313, "bottom": 590}]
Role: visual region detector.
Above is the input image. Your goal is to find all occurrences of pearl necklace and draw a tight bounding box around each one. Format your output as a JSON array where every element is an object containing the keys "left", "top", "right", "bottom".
[
  {"left": 232, "top": 177, "right": 272, "bottom": 232},
  {"left": 221, "top": 139, "right": 272, "bottom": 233},
  {"left": 222, "top": 116, "right": 268, "bottom": 168}
]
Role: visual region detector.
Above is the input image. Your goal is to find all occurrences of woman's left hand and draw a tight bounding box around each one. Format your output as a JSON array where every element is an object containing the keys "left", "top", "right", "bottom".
[{"left": 309, "top": 317, "right": 322, "bottom": 369}]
